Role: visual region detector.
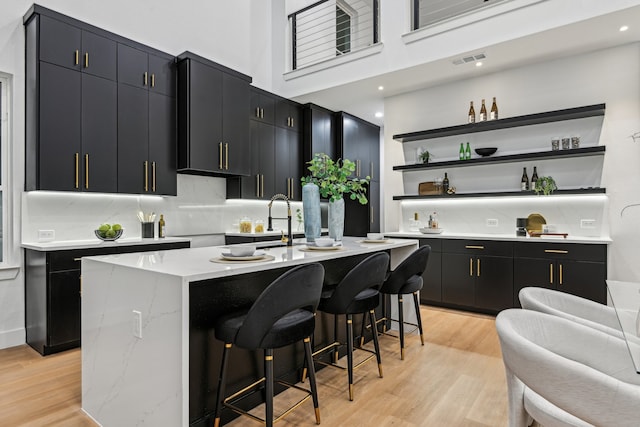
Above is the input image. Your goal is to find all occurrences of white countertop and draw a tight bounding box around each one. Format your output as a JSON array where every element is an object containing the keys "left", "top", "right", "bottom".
[
  {"left": 22, "top": 236, "right": 191, "bottom": 251},
  {"left": 82, "top": 236, "right": 419, "bottom": 282},
  {"left": 385, "top": 231, "right": 611, "bottom": 244}
]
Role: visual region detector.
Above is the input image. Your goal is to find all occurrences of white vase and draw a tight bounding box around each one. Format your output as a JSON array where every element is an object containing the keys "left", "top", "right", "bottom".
[{"left": 328, "top": 198, "right": 345, "bottom": 241}]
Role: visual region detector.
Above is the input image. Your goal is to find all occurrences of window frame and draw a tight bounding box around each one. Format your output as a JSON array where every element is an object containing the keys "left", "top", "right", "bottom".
[{"left": 0, "top": 73, "right": 18, "bottom": 273}]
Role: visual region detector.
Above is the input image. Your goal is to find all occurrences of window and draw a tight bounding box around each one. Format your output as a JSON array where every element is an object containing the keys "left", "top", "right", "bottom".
[
  {"left": 413, "top": 0, "right": 507, "bottom": 30},
  {"left": 336, "top": 5, "right": 352, "bottom": 55}
]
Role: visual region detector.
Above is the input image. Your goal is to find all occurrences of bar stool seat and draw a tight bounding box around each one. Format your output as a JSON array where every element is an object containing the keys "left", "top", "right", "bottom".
[
  {"left": 307, "top": 252, "right": 390, "bottom": 401},
  {"left": 213, "top": 263, "right": 325, "bottom": 427}
]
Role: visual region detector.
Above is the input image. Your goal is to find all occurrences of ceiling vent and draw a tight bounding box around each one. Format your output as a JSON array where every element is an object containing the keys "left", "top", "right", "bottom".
[{"left": 452, "top": 53, "right": 486, "bottom": 65}]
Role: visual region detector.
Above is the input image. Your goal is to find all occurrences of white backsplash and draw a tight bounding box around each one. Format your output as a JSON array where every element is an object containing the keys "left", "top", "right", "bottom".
[
  {"left": 399, "top": 195, "right": 608, "bottom": 238},
  {"left": 22, "top": 174, "right": 304, "bottom": 243}
]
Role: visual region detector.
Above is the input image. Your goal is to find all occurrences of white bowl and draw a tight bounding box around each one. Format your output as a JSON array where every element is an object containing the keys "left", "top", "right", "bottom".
[
  {"left": 314, "top": 237, "right": 335, "bottom": 247},
  {"left": 229, "top": 245, "right": 256, "bottom": 257},
  {"left": 366, "top": 233, "right": 384, "bottom": 240}
]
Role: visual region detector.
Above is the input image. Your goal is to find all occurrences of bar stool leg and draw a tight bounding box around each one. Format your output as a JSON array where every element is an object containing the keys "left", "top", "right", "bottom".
[
  {"left": 368, "top": 309, "right": 383, "bottom": 378},
  {"left": 213, "top": 343, "right": 232, "bottom": 427},
  {"left": 265, "top": 349, "right": 274, "bottom": 427},
  {"left": 333, "top": 314, "right": 340, "bottom": 364},
  {"left": 346, "top": 314, "right": 354, "bottom": 401},
  {"left": 398, "top": 296, "right": 405, "bottom": 360},
  {"left": 303, "top": 337, "right": 321, "bottom": 424},
  {"left": 413, "top": 292, "right": 424, "bottom": 345}
]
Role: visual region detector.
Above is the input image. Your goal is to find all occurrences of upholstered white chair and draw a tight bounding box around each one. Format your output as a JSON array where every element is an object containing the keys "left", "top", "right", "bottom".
[
  {"left": 518, "top": 286, "right": 624, "bottom": 339},
  {"left": 496, "top": 308, "right": 640, "bottom": 427}
]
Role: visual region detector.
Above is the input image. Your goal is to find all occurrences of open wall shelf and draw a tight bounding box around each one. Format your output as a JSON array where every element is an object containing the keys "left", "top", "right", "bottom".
[
  {"left": 393, "top": 146, "right": 605, "bottom": 171},
  {"left": 392, "top": 187, "right": 606, "bottom": 201},
  {"left": 392, "top": 104, "right": 605, "bottom": 143}
]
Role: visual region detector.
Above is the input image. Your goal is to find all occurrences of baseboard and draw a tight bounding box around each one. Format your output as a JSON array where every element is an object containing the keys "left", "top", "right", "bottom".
[{"left": 0, "top": 327, "right": 25, "bottom": 350}]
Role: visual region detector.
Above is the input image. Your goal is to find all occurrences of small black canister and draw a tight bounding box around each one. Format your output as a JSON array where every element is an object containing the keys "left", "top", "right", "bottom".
[{"left": 516, "top": 218, "right": 527, "bottom": 236}]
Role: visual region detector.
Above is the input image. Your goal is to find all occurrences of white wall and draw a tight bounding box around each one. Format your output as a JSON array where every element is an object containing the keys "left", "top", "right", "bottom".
[{"left": 384, "top": 43, "right": 640, "bottom": 281}]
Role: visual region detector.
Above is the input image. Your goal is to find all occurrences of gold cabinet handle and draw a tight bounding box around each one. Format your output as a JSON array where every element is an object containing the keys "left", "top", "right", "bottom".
[
  {"left": 84, "top": 154, "right": 89, "bottom": 189},
  {"left": 477, "top": 258, "right": 481, "bottom": 277},
  {"left": 465, "top": 245, "right": 485, "bottom": 250},
  {"left": 559, "top": 263, "right": 563, "bottom": 285},
  {"left": 152, "top": 161, "right": 156, "bottom": 192},
  {"left": 550, "top": 263, "right": 554, "bottom": 284},
  {"left": 74, "top": 153, "right": 79, "bottom": 189},
  {"left": 225, "top": 143, "right": 229, "bottom": 170},
  {"left": 545, "top": 249, "right": 568, "bottom": 254},
  {"left": 144, "top": 71, "right": 148, "bottom": 86},
  {"left": 74, "top": 50, "right": 79, "bottom": 65},
  {"left": 261, "top": 174, "right": 264, "bottom": 197},
  {"left": 256, "top": 174, "right": 260, "bottom": 197},
  {"left": 370, "top": 161, "right": 374, "bottom": 179},
  {"left": 469, "top": 258, "right": 473, "bottom": 276},
  {"left": 255, "top": 107, "right": 260, "bottom": 118},
  {"left": 219, "top": 142, "right": 223, "bottom": 169},
  {"left": 84, "top": 52, "right": 89, "bottom": 68},
  {"left": 151, "top": 73, "right": 155, "bottom": 88},
  {"left": 260, "top": 108, "right": 264, "bottom": 119},
  {"left": 356, "top": 159, "right": 361, "bottom": 177},
  {"left": 144, "top": 161, "right": 149, "bottom": 192},
  {"left": 371, "top": 206, "right": 374, "bottom": 224},
  {"left": 291, "top": 117, "right": 294, "bottom": 127}
]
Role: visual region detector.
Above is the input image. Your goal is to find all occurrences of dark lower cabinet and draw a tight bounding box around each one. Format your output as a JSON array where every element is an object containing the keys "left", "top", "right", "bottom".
[
  {"left": 474, "top": 255, "right": 514, "bottom": 312},
  {"left": 25, "top": 241, "right": 190, "bottom": 356},
  {"left": 419, "top": 239, "right": 442, "bottom": 303}
]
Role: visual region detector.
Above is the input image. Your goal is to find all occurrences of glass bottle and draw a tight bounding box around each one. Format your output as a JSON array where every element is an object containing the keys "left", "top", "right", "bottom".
[
  {"left": 464, "top": 142, "right": 471, "bottom": 160},
  {"left": 459, "top": 143, "right": 465, "bottom": 160},
  {"left": 468, "top": 101, "right": 476, "bottom": 124},
  {"left": 521, "top": 167, "right": 529, "bottom": 191},
  {"left": 158, "top": 214, "right": 166, "bottom": 238},
  {"left": 531, "top": 166, "right": 539, "bottom": 189},
  {"left": 443, "top": 173, "right": 450, "bottom": 193},
  {"left": 490, "top": 97, "right": 498, "bottom": 120},
  {"left": 479, "top": 99, "right": 487, "bottom": 122}
]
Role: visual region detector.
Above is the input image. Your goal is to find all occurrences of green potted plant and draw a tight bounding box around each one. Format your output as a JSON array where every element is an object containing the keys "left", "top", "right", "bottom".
[
  {"left": 533, "top": 176, "right": 557, "bottom": 195},
  {"left": 301, "top": 153, "right": 370, "bottom": 240},
  {"left": 419, "top": 150, "right": 431, "bottom": 164}
]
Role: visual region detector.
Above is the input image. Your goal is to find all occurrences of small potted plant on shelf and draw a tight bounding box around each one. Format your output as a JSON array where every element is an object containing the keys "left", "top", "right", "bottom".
[
  {"left": 419, "top": 150, "right": 431, "bottom": 164},
  {"left": 533, "top": 176, "right": 557, "bottom": 195}
]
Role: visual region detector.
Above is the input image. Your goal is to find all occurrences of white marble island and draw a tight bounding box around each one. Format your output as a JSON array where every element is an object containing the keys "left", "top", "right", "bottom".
[{"left": 81, "top": 237, "right": 418, "bottom": 427}]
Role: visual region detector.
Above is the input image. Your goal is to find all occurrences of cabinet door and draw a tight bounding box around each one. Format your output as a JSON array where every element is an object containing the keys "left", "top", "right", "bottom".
[
  {"left": 513, "top": 257, "right": 556, "bottom": 307},
  {"left": 442, "top": 253, "right": 475, "bottom": 307},
  {"left": 222, "top": 73, "right": 250, "bottom": 175},
  {"left": 475, "top": 255, "right": 513, "bottom": 312},
  {"left": 340, "top": 114, "right": 363, "bottom": 177},
  {"left": 81, "top": 30, "right": 117, "bottom": 81},
  {"left": 275, "top": 99, "right": 301, "bottom": 130},
  {"left": 368, "top": 181, "right": 380, "bottom": 232},
  {"left": 39, "top": 62, "right": 81, "bottom": 191},
  {"left": 557, "top": 260, "right": 606, "bottom": 304},
  {"left": 185, "top": 60, "right": 223, "bottom": 172},
  {"left": 81, "top": 73, "right": 117, "bottom": 193},
  {"left": 305, "top": 106, "right": 336, "bottom": 161},
  {"left": 275, "top": 127, "right": 301, "bottom": 200},
  {"left": 148, "top": 53, "right": 175, "bottom": 97},
  {"left": 117, "top": 44, "right": 148, "bottom": 90},
  {"left": 39, "top": 15, "right": 81, "bottom": 70},
  {"left": 48, "top": 270, "right": 81, "bottom": 347},
  {"left": 149, "top": 92, "right": 177, "bottom": 196},
  {"left": 117, "top": 84, "right": 149, "bottom": 193},
  {"left": 362, "top": 121, "right": 380, "bottom": 180},
  {"left": 421, "top": 251, "right": 442, "bottom": 303},
  {"left": 244, "top": 121, "right": 275, "bottom": 199},
  {"left": 250, "top": 90, "right": 275, "bottom": 124}
]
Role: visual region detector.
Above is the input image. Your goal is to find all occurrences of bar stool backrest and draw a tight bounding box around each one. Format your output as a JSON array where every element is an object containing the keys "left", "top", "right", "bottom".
[
  {"left": 321, "top": 252, "right": 390, "bottom": 314},
  {"left": 235, "top": 263, "right": 325, "bottom": 349},
  {"left": 381, "top": 246, "right": 431, "bottom": 294}
]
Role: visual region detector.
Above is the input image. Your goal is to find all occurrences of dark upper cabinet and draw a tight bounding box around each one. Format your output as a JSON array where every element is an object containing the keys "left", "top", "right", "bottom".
[
  {"left": 231, "top": 120, "right": 276, "bottom": 200},
  {"left": 303, "top": 103, "right": 336, "bottom": 162},
  {"left": 25, "top": 6, "right": 176, "bottom": 195},
  {"left": 275, "top": 127, "right": 302, "bottom": 201},
  {"left": 250, "top": 88, "right": 275, "bottom": 124},
  {"left": 276, "top": 98, "right": 302, "bottom": 131},
  {"left": 177, "top": 52, "right": 251, "bottom": 177}
]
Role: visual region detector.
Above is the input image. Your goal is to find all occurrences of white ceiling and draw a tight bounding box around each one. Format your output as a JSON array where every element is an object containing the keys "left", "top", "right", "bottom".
[{"left": 291, "top": 4, "right": 640, "bottom": 127}]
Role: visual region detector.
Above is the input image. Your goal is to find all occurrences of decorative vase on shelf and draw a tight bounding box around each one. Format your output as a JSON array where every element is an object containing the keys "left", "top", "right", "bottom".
[
  {"left": 302, "top": 182, "right": 321, "bottom": 242},
  {"left": 328, "top": 198, "right": 345, "bottom": 242}
]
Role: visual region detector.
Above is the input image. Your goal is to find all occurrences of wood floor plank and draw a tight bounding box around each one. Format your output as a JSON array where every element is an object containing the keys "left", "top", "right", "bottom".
[{"left": 0, "top": 306, "right": 507, "bottom": 426}]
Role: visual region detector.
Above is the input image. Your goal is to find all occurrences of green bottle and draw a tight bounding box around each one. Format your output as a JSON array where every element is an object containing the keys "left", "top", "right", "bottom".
[
  {"left": 459, "top": 143, "right": 465, "bottom": 160},
  {"left": 465, "top": 142, "right": 471, "bottom": 160}
]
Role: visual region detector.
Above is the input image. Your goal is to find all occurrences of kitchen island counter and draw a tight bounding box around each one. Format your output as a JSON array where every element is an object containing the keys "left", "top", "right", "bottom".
[{"left": 81, "top": 237, "right": 418, "bottom": 427}]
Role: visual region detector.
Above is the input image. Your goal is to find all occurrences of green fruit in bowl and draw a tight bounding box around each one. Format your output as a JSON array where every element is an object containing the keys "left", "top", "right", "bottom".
[
  {"left": 106, "top": 229, "right": 116, "bottom": 238},
  {"left": 112, "top": 224, "right": 122, "bottom": 231},
  {"left": 98, "top": 224, "right": 110, "bottom": 233}
]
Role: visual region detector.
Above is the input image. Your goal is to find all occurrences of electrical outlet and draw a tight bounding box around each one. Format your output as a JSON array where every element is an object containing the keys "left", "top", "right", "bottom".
[
  {"left": 580, "top": 219, "right": 596, "bottom": 229},
  {"left": 132, "top": 310, "right": 142, "bottom": 339},
  {"left": 38, "top": 230, "right": 55, "bottom": 242},
  {"left": 486, "top": 219, "right": 499, "bottom": 227}
]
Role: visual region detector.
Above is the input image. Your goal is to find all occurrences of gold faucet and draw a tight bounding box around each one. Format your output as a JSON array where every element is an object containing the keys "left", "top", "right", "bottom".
[{"left": 267, "top": 194, "right": 292, "bottom": 246}]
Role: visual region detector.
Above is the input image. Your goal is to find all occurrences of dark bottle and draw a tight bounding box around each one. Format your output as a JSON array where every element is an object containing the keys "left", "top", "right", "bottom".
[
  {"left": 521, "top": 167, "right": 529, "bottom": 191},
  {"left": 459, "top": 143, "right": 465, "bottom": 160},
  {"left": 443, "top": 173, "right": 450, "bottom": 193},
  {"left": 464, "top": 142, "right": 471, "bottom": 160},
  {"left": 479, "top": 99, "right": 487, "bottom": 122},
  {"left": 490, "top": 97, "right": 498, "bottom": 120},
  {"left": 531, "top": 166, "right": 539, "bottom": 189},
  {"left": 468, "top": 101, "right": 476, "bottom": 124},
  {"left": 158, "top": 214, "right": 166, "bottom": 238}
]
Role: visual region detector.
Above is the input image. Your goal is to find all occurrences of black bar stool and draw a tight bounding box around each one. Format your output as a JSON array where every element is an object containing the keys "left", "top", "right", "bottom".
[
  {"left": 306, "top": 252, "right": 389, "bottom": 401},
  {"left": 212, "top": 263, "right": 325, "bottom": 427},
  {"left": 377, "top": 245, "right": 431, "bottom": 360}
]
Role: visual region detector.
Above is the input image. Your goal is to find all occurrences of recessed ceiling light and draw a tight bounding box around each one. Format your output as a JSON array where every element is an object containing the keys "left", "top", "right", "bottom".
[
  {"left": 375, "top": 112, "right": 383, "bottom": 118},
  {"left": 475, "top": 61, "right": 483, "bottom": 67},
  {"left": 378, "top": 86, "right": 384, "bottom": 91},
  {"left": 620, "top": 25, "right": 629, "bottom": 32}
]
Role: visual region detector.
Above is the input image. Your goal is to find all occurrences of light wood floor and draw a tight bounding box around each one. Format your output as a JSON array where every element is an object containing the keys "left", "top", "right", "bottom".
[{"left": 0, "top": 306, "right": 507, "bottom": 427}]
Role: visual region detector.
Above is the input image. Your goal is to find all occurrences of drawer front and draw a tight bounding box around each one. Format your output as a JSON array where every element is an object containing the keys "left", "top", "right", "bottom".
[
  {"left": 442, "top": 239, "right": 513, "bottom": 257},
  {"left": 418, "top": 238, "right": 442, "bottom": 252},
  {"left": 514, "top": 242, "right": 606, "bottom": 262}
]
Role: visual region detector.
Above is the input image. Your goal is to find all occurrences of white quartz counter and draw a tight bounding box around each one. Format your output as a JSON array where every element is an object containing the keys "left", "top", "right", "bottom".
[
  {"left": 385, "top": 231, "right": 611, "bottom": 244},
  {"left": 22, "top": 236, "right": 191, "bottom": 251}
]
